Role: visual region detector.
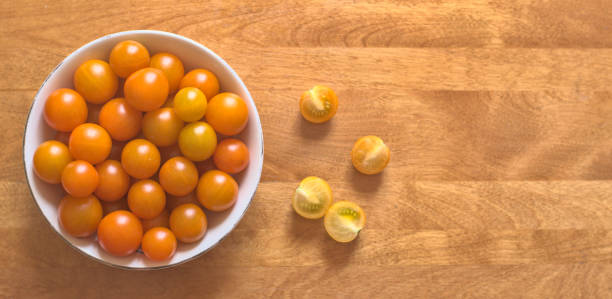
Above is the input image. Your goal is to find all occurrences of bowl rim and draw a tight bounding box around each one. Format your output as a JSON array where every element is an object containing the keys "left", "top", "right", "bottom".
[{"left": 22, "top": 30, "right": 264, "bottom": 270}]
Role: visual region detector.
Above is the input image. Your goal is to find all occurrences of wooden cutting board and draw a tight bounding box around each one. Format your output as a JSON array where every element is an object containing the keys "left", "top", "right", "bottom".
[{"left": 2, "top": 0, "right": 612, "bottom": 297}]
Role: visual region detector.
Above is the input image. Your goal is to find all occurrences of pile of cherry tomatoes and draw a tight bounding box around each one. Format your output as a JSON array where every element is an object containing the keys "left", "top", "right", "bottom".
[{"left": 33, "top": 40, "right": 250, "bottom": 261}]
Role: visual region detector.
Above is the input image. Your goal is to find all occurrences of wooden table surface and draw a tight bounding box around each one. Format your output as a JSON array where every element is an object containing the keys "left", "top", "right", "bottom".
[{"left": 3, "top": 0, "right": 612, "bottom": 298}]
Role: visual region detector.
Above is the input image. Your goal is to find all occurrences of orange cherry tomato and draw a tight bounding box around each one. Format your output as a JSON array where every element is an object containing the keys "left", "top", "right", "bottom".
[
  {"left": 97, "top": 210, "right": 143, "bottom": 256},
  {"left": 43, "top": 88, "right": 88, "bottom": 132},
  {"left": 69, "top": 123, "right": 112, "bottom": 165},
  {"left": 141, "top": 227, "right": 177, "bottom": 261},
  {"left": 351, "top": 135, "right": 390, "bottom": 175},
  {"left": 73, "top": 59, "right": 118, "bottom": 104},
  {"left": 178, "top": 122, "right": 217, "bottom": 161},
  {"left": 98, "top": 98, "right": 143, "bottom": 141},
  {"left": 101, "top": 198, "right": 128, "bottom": 215},
  {"left": 124, "top": 67, "right": 169, "bottom": 112},
  {"left": 299, "top": 85, "right": 338, "bottom": 124},
  {"left": 142, "top": 108, "right": 184, "bottom": 147},
  {"left": 173, "top": 87, "right": 207, "bottom": 122},
  {"left": 196, "top": 170, "right": 238, "bottom": 212},
  {"left": 127, "top": 179, "right": 166, "bottom": 220},
  {"left": 205, "top": 92, "right": 248, "bottom": 136},
  {"left": 94, "top": 160, "right": 130, "bottom": 202},
  {"left": 179, "top": 69, "right": 219, "bottom": 101},
  {"left": 166, "top": 192, "right": 199, "bottom": 211},
  {"left": 141, "top": 209, "right": 170, "bottom": 231},
  {"left": 159, "top": 157, "right": 198, "bottom": 196},
  {"left": 150, "top": 52, "right": 184, "bottom": 94},
  {"left": 109, "top": 40, "right": 150, "bottom": 78},
  {"left": 169, "top": 203, "right": 207, "bottom": 243},
  {"left": 33, "top": 140, "right": 73, "bottom": 184},
  {"left": 121, "top": 139, "right": 161, "bottom": 179},
  {"left": 61, "top": 160, "right": 99, "bottom": 198},
  {"left": 213, "top": 138, "right": 249, "bottom": 174},
  {"left": 58, "top": 194, "right": 102, "bottom": 237}
]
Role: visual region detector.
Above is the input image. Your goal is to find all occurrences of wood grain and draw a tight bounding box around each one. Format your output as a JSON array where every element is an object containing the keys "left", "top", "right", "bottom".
[{"left": 2, "top": 0, "right": 612, "bottom": 298}]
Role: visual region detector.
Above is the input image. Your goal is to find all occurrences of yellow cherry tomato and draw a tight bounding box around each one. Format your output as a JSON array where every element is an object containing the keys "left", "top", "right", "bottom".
[
  {"left": 292, "top": 176, "right": 333, "bottom": 219},
  {"left": 324, "top": 201, "right": 365, "bottom": 243},
  {"left": 299, "top": 85, "right": 338, "bottom": 123},
  {"left": 173, "top": 87, "right": 207, "bottom": 122},
  {"left": 178, "top": 122, "right": 217, "bottom": 162},
  {"left": 351, "top": 135, "right": 390, "bottom": 175},
  {"left": 33, "top": 140, "right": 73, "bottom": 184}
]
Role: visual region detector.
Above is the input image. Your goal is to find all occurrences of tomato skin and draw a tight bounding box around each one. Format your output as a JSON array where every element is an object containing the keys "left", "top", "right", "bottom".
[
  {"left": 178, "top": 122, "right": 217, "bottom": 162},
  {"left": 150, "top": 52, "right": 184, "bottom": 94},
  {"left": 94, "top": 160, "right": 130, "bottom": 202},
  {"left": 99, "top": 98, "right": 143, "bottom": 141},
  {"left": 159, "top": 156, "right": 199, "bottom": 196},
  {"left": 109, "top": 40, "right": 150, "bottom": 78},
  {"left": 173, "top": 87, "right": 207, "bottom": 122},
  {"left": 205, "top": 92, "right": 248, "bottom": 136},
  {"left": 196, "top": 170, "right": 238, "bottom": 212},
  {"left": 61, "top": 160, "right": 99, "bottom": 198},
  {"left": 97, "top": 210, "right": 143, "bottom": 256},
  {"left": 73, "top": 59, "right": 118, "bottom": 104},
  {"left": 213, "top": 138, "right": 249, "bottom": 174},
  {"left": 179, "top": 69, "right": 219, "bottom": 101},
  {"left": 58, "top": 194, "right": 102, "bottom": 237},
  {"left": 142, "top": 108, "right": 184, "bottom": 147},
  {"left": 69, "top": 123, "right": 112, "bottom": 165},
  {"left": 142, "top": 227, "right": 177, "bottom": 261},
  {"left": 33, "top": 141, "right": 73, "bottom": 184},
  {"left": 121, "top": 139, "right": 161, "bottom": 179},
  {"left": 124, "top": 67, "right": 169, "bottom": 112},
  {"left": 127, "top": 179, "right": 166, "bottom": 220},
  {"left": 44, "top": 88, "right": 88, "bottom": 132},
  {"left": 141, "top": 209, "right": 170, "bottom": 231},
  {"left": 169, "top": 203, "right": 207, "bottom": 243}
]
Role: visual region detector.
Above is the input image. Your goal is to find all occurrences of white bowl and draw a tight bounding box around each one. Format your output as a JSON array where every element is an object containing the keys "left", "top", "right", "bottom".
[{"left": 22, "top": 30, "right": 263, "bottom": 269}]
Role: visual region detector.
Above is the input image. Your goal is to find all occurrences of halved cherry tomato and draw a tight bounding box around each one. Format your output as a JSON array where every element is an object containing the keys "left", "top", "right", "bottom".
[
  {"left": 150, "top": 52, "right": 184, "bottom": 94},
  {"left": 196, "top": 170, "right": 238, "bottom": 212},
  {"left": 43, "top": 88, "right": 88, "bottom": 132},
  {"left": 97, "top": 210, "right": 143, "bottom": 256},
  {"left": 324, "top": 201, "right": 365, "bottom": 243},
  {"left": 61, "top": 160, "right": 99, "bottom": 198},
  {"left": 178, "top": 122, "right": 217, "bottom": 161},
  {"left": 124, "top": 67, "right": 169, "bottom": 112},
  {"left": 173, "top": 87, "right": 207, "bottom": 122},
  {"left": 299, "top": 85, "right": 338, "bottom": 124},
  {"left": 99, "top": 98, "right": 143, "bottom": 141},
  {"left": 142, "top": 227, "right": 177, "bottom": 261},
  {"left": 351, "top": 135, "right": 390, "bottom": 175},
  {"left": 213, "top": 138, "right": 249, "bottom": 174},
  {"left": 127, "top": 179, "right": 166, "bottom": 220},
  {"left": 141, "top": 209, "right": 170, "bottom": 231},
  {"left": 292, "top": 176, "right": 333, "bottom": 219},
  {"left": 33, "top": 140, "right": 73, "bottom": 184},
  {"left": 169, "top": 203, "right": 207, "bottom": 243},
  {"left": 179, "top": 69, "right": 219, "bottom": 101},
  {"left": 205, "top": 92, "right": 248, "bottom": 136},
  {"left": 73, "top": 59, "right": 118, "bottom": 104},
  {"left": 121, "top": 139, "right": 161, "bottom": 179},
  {"left": 142, "top": 108, "right": 184, "bottom": 147},
  {"left": 109, "top": 40, "right": 150, "bottom": 78},
  {"left": 95, "top": 160, "right": 130, "bottom": 202},
  {"left": 159, "top": 157, "right": 198, "bottom": 196},
  {"left": 69, "top": 123, "right": 112, "bottom": 164},
  {"left": 58, "top": 194, "right": 102, "bottom": 237}
]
